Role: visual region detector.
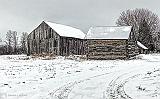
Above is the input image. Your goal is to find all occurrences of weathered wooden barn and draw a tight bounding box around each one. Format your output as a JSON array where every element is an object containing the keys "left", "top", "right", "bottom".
[
  {"left": 27, "top": 21, "right": 86, "bottom": 56},
  {"left": 27, "top": 21, "right": 147, "bottom": 59},
  {"left": 85, "top": 26, "right": 143, "bottom": 59}
]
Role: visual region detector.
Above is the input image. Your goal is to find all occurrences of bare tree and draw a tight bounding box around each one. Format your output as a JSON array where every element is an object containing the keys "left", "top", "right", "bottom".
[
  {"left": 116, "top": 8, "right": 160, "bottom": 51},
  {"left": 20, "top": 32, "right": 28, "bottom": 54},
  {"left": 5, "top": 30, "right": 13, "bottom": 54},
  {"left": 11, "top": 31, "right": 18, "bottom": 54},
  {"left": 5, "top": 30, "right": 18, "bottom": 54}
]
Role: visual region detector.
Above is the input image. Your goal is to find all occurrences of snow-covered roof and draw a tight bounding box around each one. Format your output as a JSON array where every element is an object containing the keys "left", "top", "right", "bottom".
[
  {"left": 137, "top": 41, "right": 148, "bottom": 49},
  {"left": 86, "top": 26, "right": 132, "bottom": 39},
  {"left": 44, "top": 21, "right": 85, "bottom": 39}
]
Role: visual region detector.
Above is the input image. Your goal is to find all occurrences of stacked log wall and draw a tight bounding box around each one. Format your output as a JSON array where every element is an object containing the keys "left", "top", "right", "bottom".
[
  {"left": 87, "top": 39, "right": 128, "bottom": 59},
  {"left": 127, "top": 31, "right": 139, "bottom": 58}
]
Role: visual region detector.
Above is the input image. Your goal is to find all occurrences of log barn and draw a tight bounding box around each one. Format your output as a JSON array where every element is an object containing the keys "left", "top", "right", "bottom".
[
  {"left": 27, "top": 21, "right": 86, "bottom": 56},
  {"left": 85, "top": 26, "right": 141, "bottom": 59}
]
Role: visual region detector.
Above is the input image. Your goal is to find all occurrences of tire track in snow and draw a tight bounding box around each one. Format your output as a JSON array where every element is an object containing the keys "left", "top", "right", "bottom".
[
  {"left": 49, "top": 82, "right": 76, "bottom": 99},
  {"left": 49, "top": 63, "right": 156, "bottom": 99},
  {"left": 49, "top": 71, "right": 141, "bottom": 99},
  {"left": 104, "top": 72, "right": 142, "bottom": 99},
  {"left": 49, "top": 72, "right": 112, "bottom": 99}
]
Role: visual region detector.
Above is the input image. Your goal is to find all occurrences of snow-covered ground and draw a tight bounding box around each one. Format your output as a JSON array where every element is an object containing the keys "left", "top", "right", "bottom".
[{"left": 0, "top": 54, "right": 160, "bottom": 99}]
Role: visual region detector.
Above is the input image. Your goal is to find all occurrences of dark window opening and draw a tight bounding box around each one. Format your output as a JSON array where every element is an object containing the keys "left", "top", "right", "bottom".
[
  {"left": 49, "top": 28, "right": 52, "bottom": 38},
  {"left": 54, "top": 40, "right": 58, "bottom": 47},
  {"left": 33, "top": 31, "right": 35, "bottom": 39}
]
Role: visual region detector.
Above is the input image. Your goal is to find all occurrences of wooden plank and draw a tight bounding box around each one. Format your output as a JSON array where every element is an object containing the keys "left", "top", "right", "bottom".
[{"left": 88, "top": 55, "right": 127, "bottom": 60}]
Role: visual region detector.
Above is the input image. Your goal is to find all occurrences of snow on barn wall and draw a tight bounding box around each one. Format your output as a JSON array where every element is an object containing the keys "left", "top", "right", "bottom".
[
  {"left": 27, "top": 21, "right": 86, "bottom": 56},
  {"left": 85, "top": 26, "right": 139, "bottom": 59}
]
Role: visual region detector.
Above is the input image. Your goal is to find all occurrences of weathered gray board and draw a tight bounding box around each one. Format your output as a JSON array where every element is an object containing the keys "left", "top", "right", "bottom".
[
  {"left": 27, "top": 22, "right": 86, "bottom": 56},
  {"left": 86, "top": 39, "right": 139, "bottom": 59}
]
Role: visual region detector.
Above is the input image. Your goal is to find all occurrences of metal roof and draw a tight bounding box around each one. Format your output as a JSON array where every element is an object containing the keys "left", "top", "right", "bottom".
[
  {"left": 137, "top": 41, "right": 148, "bottom": 49},
  {"left": 86, "top": 26, "right": 132, "bottom": 39},
  {"left": 45, "top": 21, "right": 85, "bottom": 39}
]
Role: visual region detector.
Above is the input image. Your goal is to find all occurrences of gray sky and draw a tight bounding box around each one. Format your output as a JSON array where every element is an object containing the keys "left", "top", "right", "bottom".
[{"left": 0, "top": 0, "right": 160, "bottom": 40}]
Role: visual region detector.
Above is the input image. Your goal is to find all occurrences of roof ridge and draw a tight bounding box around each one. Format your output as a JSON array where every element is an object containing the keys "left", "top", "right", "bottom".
[
  {"left": 90, "top": 26, "right": 132, "bottom": 28},
  {"left": 44, "top": 21, "right": 85, "bottom": 39},
  {"left": 44, "top": 21, "right": 83, "bottom": 31}
]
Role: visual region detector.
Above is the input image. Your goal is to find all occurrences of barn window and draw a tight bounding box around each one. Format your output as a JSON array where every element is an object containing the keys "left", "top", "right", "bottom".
[
  {"left": 54, "top": 40, "right": 58, "bottom": 47},
  {"left": 52, "top": 31, "right": 54, "bottom": 38},
  {"left": 46, "top": 30, "right": 48, "bottom": 39},
  {"left": 50, "top": 42, "right": 52, "bottom": 48},
  {"left": 49, "top": 28, "right": 52, "bottom": 38},
  {"left": 33, "top": 31, "right": 35, "bottom": 39}
]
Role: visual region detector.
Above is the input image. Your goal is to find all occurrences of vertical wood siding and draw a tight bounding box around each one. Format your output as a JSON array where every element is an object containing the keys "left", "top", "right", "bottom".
[
  {"left": 59, "top": 37, "right": 86, "bottom": 56},
  {"left": 27, "top": 22, "right": 86, "bottom": 56}
]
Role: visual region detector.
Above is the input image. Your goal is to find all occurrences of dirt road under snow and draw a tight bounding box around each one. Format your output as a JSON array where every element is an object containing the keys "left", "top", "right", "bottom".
[{"left": 0, "top": 54, "right": 160, "bottom": 99}]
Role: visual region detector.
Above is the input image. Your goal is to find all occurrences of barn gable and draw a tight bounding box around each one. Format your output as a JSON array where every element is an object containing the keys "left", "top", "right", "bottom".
[{"left": 27, "top": 21, "right": 86, "bottom": 56}]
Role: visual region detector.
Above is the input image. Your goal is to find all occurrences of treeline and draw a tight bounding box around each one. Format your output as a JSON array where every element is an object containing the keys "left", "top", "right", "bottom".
[
  {"left": 0, "top": 30, "right": 28, "bottom": 55},
  {"left": 116, "top": 8, "right": 160, "bottom": 52}
]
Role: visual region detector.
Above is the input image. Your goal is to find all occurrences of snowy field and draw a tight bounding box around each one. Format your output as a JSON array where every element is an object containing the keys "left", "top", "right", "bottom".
[{"left": 0, "top": 54, "right": 160, "bottom": 99}]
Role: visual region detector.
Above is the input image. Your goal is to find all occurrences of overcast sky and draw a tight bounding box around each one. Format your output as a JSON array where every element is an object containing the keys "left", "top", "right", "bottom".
[{"left": 0, "top": 0, "right": 160, "bottom": 40}]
